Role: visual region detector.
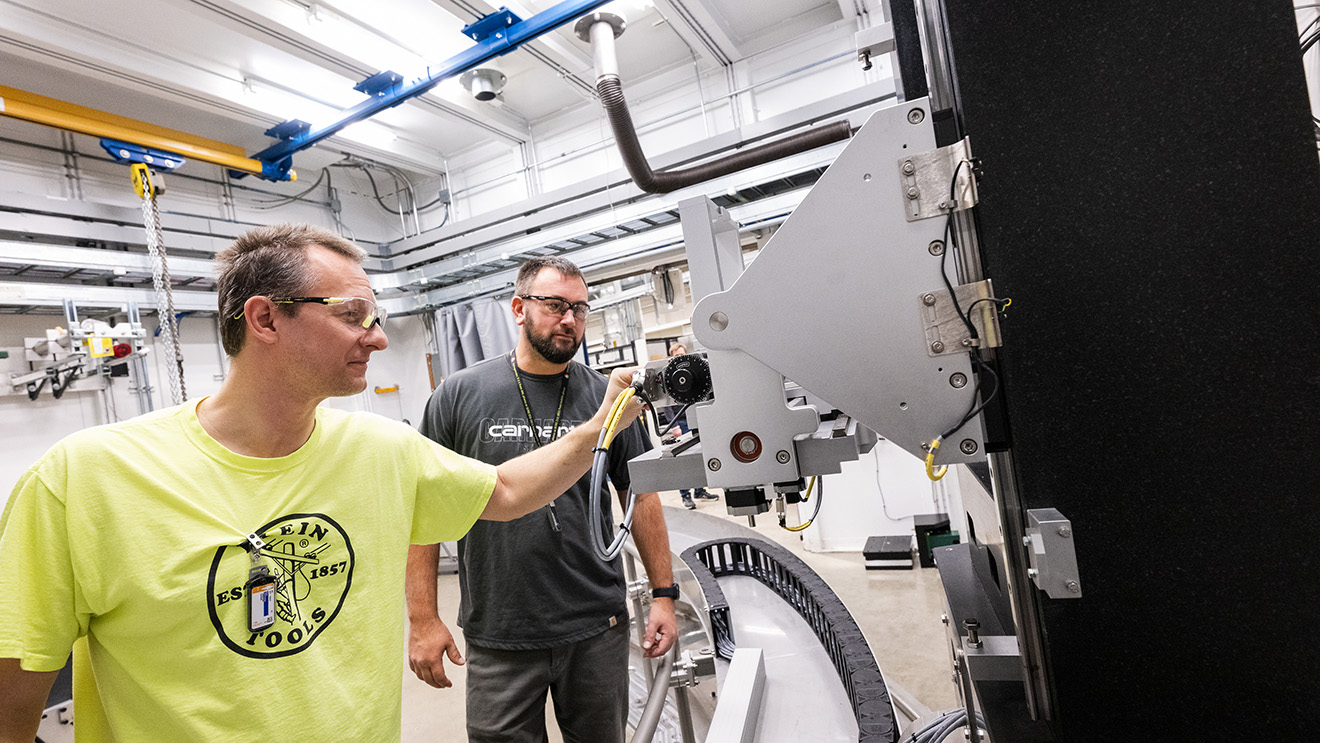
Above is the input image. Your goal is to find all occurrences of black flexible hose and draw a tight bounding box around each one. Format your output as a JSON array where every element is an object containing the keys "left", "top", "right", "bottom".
[{"left": 596, "top": 77, "right": 853, "bottom": 194}]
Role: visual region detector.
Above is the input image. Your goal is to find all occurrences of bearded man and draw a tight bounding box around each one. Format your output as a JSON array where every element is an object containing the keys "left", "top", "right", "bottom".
[{"left": 405, "top": 257, "right": 678, "bottom": 742}]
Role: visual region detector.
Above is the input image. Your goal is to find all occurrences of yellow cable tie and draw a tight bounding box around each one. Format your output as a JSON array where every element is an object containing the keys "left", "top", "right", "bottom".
[{"left": 925, "top": 438, "right": 947, "bottom": 481}]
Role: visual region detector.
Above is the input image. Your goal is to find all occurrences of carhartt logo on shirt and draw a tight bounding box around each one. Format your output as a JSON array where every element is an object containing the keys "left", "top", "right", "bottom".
[
  {"left": 480, "top": 417, "right": 574, "bottom": 444},
  {"left": 206, "top": 513, "right": 355, "bottom": 659}
]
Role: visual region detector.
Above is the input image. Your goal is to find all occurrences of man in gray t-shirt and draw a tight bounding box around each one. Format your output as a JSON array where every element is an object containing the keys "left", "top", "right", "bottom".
[{"left": 406, "top": 257, "right": 677, "bottom": 742}]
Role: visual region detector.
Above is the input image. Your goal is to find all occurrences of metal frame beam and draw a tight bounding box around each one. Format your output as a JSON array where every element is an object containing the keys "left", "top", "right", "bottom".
[
  {"left": 0, "top": 240, "right": 216, "bottom": 280},
  {"left": 0, "top": 86, "right": 265, "bottom": 177},
  {"left": 0, "top": 282, "right": 217, "bottom": 312}
]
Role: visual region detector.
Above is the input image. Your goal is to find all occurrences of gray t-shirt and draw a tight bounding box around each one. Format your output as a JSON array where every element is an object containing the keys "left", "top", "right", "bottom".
[{"left": 420, "top": 353, "right": 652, "bottom": 649}]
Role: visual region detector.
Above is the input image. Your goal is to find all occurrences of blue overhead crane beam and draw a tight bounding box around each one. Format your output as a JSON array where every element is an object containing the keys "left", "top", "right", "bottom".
[{"left": 246, "top": 0, "right": 614, "bottom": 181}]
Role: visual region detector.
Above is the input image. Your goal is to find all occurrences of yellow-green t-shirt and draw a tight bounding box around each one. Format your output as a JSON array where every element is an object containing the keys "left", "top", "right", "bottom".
[{"left": 0, "top": 398, "right": 496, "bottom": 742}]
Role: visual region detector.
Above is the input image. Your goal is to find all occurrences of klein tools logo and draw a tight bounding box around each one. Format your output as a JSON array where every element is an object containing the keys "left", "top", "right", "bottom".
[{"left": 207, "top": 513, "right": 355, "bottom": 659}]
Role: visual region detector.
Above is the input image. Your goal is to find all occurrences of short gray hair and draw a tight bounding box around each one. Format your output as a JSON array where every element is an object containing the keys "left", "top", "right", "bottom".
[{"left": 215, "top": 224, "right": 366, "bottom": 356}]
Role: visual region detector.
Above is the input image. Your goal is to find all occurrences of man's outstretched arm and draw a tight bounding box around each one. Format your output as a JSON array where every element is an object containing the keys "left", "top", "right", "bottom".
[
  {"left": 482, "top": 368, "right": 642, "bottom": 521},
  {"left": 0, "top": 658, "right": 57, "bottom": 743}
]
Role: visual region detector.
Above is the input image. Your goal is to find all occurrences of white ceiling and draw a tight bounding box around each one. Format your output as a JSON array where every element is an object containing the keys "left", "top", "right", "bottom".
[{"left": 0, "top": 0, "right": 856, "bottom": 177}]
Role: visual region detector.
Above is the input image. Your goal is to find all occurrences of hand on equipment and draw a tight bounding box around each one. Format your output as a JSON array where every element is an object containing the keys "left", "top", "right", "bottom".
[{"left": 641, "top": 599, "right": 678, "bottom": 658}]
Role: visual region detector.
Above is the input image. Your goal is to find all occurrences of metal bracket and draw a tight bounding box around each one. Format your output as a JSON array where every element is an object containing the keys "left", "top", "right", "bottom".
[
  {"left": 1024, "top": 508, "right": 1082, "bottom": 598},
  {"left": 462, "top": 8, "right": 522, "bottom": 43},
  {"left": 899, "top": 137, "right": 977, "bottom": 221},
  {"left": 102, "top": 140, "right": 185, "bottom": 171},
  {"left": 920, "top": 279, "right": 1003, "bottom": 356},
  {"left": 626, "top": 578, "right": 650, "bottom": 602},
  {"left": 354, "top": 71, "right": 404, "bottom": 97},
  {"left": 670, "top": 648, "right": 718, "bottom": 688}
]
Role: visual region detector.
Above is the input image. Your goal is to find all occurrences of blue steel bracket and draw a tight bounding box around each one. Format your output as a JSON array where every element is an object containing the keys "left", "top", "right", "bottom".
[
  {"left": 247, "top": 0, "right": 613, "bottom": 182},
  {"left": 355, "top": 71, "right": 405, "bottom": 97},
  {"left": 100, "top": 140, "right": 186, "bottom": 170},
  {"left": 462, "top": 8, "right": 523, "bottom": 43},
  {"left": 265, "top": 119, "right": 312, "bottom": 140}
]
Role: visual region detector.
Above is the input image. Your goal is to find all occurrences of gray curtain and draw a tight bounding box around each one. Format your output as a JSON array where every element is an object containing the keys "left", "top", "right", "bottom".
[{"left": 433, "top": 297, "right": 519, "bottom": 380}]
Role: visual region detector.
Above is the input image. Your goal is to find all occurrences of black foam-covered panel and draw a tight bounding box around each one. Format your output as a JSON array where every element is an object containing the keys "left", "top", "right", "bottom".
[{"left": 940, "top": 1, "right": 1320, "bottom": 740}]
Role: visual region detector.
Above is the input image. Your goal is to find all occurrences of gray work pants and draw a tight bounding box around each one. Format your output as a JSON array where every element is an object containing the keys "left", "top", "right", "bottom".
[{"left": 465, "top": 621, "right": 629, "bottom": 743}]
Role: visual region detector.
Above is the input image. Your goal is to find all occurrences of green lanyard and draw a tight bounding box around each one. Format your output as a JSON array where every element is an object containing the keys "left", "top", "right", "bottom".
[
  {"left": 509, "top": 352, "right": 570, "bottom": 448},
  {"left": 509, "top": 352, "right": 570, "bottom": 532}
]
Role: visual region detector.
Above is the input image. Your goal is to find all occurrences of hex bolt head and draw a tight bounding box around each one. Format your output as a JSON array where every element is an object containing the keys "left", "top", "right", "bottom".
[
  {"left": 775, "top": 450, "right": 791, "bottom": 464},
  {"left": 1066, "top": 580, "right": 1081, "bottom": 593},
  {"left": 906, "top": 187, "right": 920, "bottom": 200},
  {"left": 902, "top": 161, "right": 915, "bottom": 175},
  {"left": 907, "top": 108, "right": 925, "bottom": 124},
  {"left": 928, "top": 240, "right": 945, "bottom": 256},
  {"left": 1023, "top": 536, "right": 1032, "bottom": 547},
  {"left": 708, "top": 458, "right": 721, "bottom": 471},
  {"left": 1027, "top": 568, "right": 1039, "bottom": 578},
  {"left": 1058, "top": 526, "right": 1072, "bottom": 538},
  {"left": 922, "top": 293, "right": 937, "bottom": 306},
  {"left": 930, "top": 341, "right": 945, "bottom": 353},
  {"left": 959, "top": 439, "right": 978, "bottom": 454},
  {"left": 949, "top": 373, "right": 968, "bottom": 389}
]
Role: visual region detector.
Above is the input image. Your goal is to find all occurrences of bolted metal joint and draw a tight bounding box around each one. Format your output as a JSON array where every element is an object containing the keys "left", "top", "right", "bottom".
[
  {"left": 626, "top": 578, "right": 650, "bottom": 601},
  {"left": 670, "top": 648, "right": 718, "bottom": 688}
]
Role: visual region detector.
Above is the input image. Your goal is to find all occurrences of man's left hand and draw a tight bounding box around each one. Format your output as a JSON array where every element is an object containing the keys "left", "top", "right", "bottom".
[{"left": 641, "top": 598, "right": 678, "bottom": 658}]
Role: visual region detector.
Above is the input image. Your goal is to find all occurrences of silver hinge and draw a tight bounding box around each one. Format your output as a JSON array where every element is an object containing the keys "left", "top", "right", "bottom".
[
  {"left": 899, "top": 137, "right": 977, "bottom": 221},
  {"left": 1024, "top": 508, "right": 1082, "bottom": 599},
  {"left": 919, "top": 279, "right": 1003, "bottom": 356}
]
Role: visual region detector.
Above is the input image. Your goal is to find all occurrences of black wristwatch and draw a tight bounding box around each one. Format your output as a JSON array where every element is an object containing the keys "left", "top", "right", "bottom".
[{"left": 651, "top": 583, "right": 679, "bottom": 600}]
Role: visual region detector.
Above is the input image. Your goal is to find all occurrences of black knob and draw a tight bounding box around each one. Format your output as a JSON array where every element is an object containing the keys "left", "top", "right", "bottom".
[{"left": 664, "top": 354, "right": 712, "bottom": 405}]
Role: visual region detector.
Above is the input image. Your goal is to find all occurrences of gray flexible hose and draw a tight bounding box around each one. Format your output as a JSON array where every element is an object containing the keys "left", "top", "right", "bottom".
[
  {"left": 630, "top": 651, "right": 675, "bottom": 743},
  {"left": 588, "top": 411, "right": 637, "bottom": 561}
]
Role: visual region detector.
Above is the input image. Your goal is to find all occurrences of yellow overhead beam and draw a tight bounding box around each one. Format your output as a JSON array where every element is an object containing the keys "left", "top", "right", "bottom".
[{"left": 0, "top": 85, "right": 272, "bottom": 178}]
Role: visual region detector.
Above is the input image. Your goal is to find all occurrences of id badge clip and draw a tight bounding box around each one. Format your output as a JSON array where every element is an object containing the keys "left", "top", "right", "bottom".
[{"left": 244, "top": 532, "right": 276, "bottom": 632}]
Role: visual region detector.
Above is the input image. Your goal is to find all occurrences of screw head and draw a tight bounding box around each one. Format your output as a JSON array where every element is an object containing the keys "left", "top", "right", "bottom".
[
  {"left": 949, "top": 372, "right": 968, "bottom": 388},
  {"left": 922, "top": 293, "right": 937, "bottom": 306},
  {"left": 775, "top": 450, "right": 790, "bottom": 464},
  {"left": 1023, "top": 536, "right": 1032, "bottom": 547},
  {"left": 930, "top": 341, "right": 945, "bottom": 353},
  {"left": 708, "top": 458, "right": 721, "bottom": 471},
  {"left": 902, "top": 161, "right": 915, "bottom": 175},
  {"left": 1066, "top": 580, "right": 1080, "bottom": 593},
  {"left": 1027, "top": 568, "right": 1039, "bottom": 578},
  {"left": 959, "top": 439, "right": 977, "bottom": 454},
  {"left": 907, "top": 108, "right": 925, "bottom": 124},
  {"left": 1058, "top": 526, "right": 1072, "bottom": 538},
  {"left": 961, "top": 338, "right": 973, "bottom": 347},
  {"left": 906, "top": 187, "right": 919, "bottom": 200},
  {"left": 928, "top": 240, "right": 945, "bottom": 256}
]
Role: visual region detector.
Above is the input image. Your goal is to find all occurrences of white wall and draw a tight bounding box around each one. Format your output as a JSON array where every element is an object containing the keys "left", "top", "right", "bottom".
[{"left": 801, "top": 439, "right": 966, "bottom": 553}]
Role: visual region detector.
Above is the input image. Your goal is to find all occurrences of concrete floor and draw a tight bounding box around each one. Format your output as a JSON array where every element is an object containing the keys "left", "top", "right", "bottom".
[{"left": 400, "top": 490, "right": 959, "bottom": 742}]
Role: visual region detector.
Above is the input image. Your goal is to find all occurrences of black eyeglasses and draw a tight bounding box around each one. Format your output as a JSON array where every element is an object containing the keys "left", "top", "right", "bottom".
[
  {"left": 519, "top": 295, "right": 591, "bottom": 320},
  {"left": 236, "top": 296, "right": 386, "bottom": 329}
]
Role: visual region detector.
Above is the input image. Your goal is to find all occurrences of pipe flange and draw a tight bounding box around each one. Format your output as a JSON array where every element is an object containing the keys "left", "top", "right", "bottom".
[{"left": 573, "top": 11, "right": 626, "bottom": 42}]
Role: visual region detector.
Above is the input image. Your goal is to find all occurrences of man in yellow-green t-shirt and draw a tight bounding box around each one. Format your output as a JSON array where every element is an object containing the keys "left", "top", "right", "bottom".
[{"left": 0, "top": 223, "right": 643, "bottom": 742}]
